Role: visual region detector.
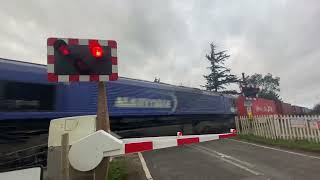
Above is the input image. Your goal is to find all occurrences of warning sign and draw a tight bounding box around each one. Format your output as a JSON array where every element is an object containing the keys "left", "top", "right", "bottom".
[{"left": 291, "top": 119, "right": 306, "bottom": 128}]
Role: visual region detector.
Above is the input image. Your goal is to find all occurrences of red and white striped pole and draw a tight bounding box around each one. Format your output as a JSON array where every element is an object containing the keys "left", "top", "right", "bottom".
[{"left": 68, "top": 129, "right": 237, "bottom": 172}]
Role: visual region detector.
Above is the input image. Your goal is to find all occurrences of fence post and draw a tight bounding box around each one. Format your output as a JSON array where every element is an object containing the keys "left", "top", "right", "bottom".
[
  {"left": 285, "top": 116, "right": 291, "bottom": 140},
  {"left": 247, "top": 117, "right": 250, "bottom": 134},
  {"left": 279, "top": 115, "right": 284, "bottom": 139},
  {"left": 264, "top": 116, "right": 268, "bottom": 139},
  {"left": 244, "top": 117, "right": 248, "bottom": 134},
  {"left": 301, "top": 116, "right": 307, "bottom": 141},
  {"left": 239, "top": 116, "right": 243, "bottom": 134},
  {"left": 268, "top": 116, "right": 275, "bottom": 139},
  {"left": 289, "top": 115, "right": 296, "bottom": 140},
  {"left": 264, "top": 116, "right": 269, "bottom": 139},
  {"left": 274, "top": 115, "right": 280, "bottom": 139},
  {"left": 255, "top": 116, "right": 259, "bottom": 137},
  {"left": 239, "top": 116, "right": 243, "bottom": 135},
  {"left": 309, "top": 115, "right": 316, "bottom": 143},
  {"left": 287, "top": 115, "right": 293, "bottom": 140},
  {"left": 267, "top": 116, "right": 273, "bottom": 139},
  {"left": 316, "top": 115, "right": 320, "bottom": 143},
  {"left": 253, "top": 117, "right": 257, "bottom": 136},
  {"left": 257, "top": 116, "right": 262, "bottom": 137},
  {"left": 297, "top": 116, "right": 303, "bottom": 140},
  {"left": 243, "top": 116, "right": 247, "bottom": 135},
  {"left": 305, "top": 116, "right": 311, "bottom": 142},
  {"left": 235, "top": 116, "right": 240, "bottom": 135},
  {"left": 270, "top": 116, "right": 277, "bottom": 139},
  {"left": 314, "top": 115, "right": 320, "bottom": 143},
  {"left": 239, "top": 116, "right": 244, "bottom": 135},
  {"left": 260, "top": 116, "right": 265, "bottom": 138},
  {"left": 246, "top": 117, "right": 250, "bottom": 134},
  {"left": 262, "top": 116, "right": 269, "bottom": 138}
]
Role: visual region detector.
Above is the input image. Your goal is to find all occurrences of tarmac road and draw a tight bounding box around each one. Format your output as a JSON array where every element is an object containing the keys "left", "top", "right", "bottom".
[{"left": 142, "top": 139, "right": 320, "bottom": 180}]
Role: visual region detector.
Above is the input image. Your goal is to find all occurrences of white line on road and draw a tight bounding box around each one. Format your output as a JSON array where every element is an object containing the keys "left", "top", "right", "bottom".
[
  {"left": 202, "top": 147, "right": 256, "bottom": 168},
  {"left": 191, "top": 145, "right": 262, "bottom": 176},
  {"left": 228, "top": 139, "right": 320, "bottom": 160},
  {"left": 138, "top": 153, "right": 153, "bottom": 180}
]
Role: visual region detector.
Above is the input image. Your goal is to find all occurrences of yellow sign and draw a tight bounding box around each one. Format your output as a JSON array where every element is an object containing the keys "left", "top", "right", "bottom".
[{"left": 248, "top": 112, "right": 253, "bottom": 120}]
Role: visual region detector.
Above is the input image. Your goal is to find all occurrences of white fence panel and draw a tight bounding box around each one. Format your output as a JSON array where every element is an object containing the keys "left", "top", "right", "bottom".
[{"left": 235, "top": 115, "right": 320, "bottom": 143}]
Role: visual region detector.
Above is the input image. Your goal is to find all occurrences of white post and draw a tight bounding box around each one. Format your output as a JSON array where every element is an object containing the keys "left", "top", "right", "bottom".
[
  {"left": 273, "top": 115, "right": 280, "bottom": 139},
  {"left": 259, "top": 116, "right": 263, "bottom": 137},
  {"left": 316, "top": 115, "right": 320, "bottom": 143},
  {"left": 235, "top": 117, "right": 240, "bottom": 135},
  {"left": 280, "top": 116, "right": 285, "bottom": 140},
  {"left": 287, "top": 115, "right": 293, "bottom": 140},
  {"left": 305, "top": 116, "right": 311, "bottom": 142}
]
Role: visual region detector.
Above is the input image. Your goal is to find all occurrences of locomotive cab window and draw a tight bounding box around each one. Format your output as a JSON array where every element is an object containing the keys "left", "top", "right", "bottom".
[{"left": 0, "top": 80, "right": 55, "bottom": 111}]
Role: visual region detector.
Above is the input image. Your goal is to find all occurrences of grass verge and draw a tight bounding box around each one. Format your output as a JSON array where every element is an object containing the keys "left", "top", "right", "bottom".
[
  {"left": 108, "top": 158, "right": 128, "bottom": 180},
  {"left": 236, "top": 134, "right": 320, "bottom": 153},
  {"left": 108, "top": 154, "right": 147, "bottom": 180}
]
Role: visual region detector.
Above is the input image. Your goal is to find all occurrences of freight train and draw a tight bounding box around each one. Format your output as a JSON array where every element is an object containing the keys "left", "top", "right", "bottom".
[
  {"left": 236, "top": 94, "right": 311, "bottom": 117},
  {"left": 0, "top": 58, "right": 312, "bottom": 170},
  {"left": 0, "top": 58, "right": 237, "bottom": 141},
  {"left": 0, "top": 58, "right": 310, "bottom": 140}
]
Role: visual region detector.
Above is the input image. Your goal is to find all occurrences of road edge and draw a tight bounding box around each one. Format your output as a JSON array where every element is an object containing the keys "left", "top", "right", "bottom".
[
  {"left": 138, "top": 153, "right": 153, "bottom": 180},
  {"left": 229, "top": 138, "right": 320, "bottom": 160}
]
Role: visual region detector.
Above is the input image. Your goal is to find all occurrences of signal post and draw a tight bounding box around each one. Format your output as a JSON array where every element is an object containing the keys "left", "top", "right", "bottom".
[
  {"left": 46, "top": 37, "right": 118, "bottom": 180},
  {"left": 45, "top": 37, "right": 237, "bottom": 180}
]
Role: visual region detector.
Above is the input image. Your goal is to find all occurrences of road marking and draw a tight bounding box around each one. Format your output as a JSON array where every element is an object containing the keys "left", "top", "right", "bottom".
[
  {"left": 206, "top": 148, "right": 256, "bottom": 168},
  {"left": 228, "top": 139, "right": 320, "bottom": 160},
  {"left": 138, "top": 153, "right": 153, "bottom": 180},
  {"left": 191, "top": 145, "right": 262, "bottom": 176}
]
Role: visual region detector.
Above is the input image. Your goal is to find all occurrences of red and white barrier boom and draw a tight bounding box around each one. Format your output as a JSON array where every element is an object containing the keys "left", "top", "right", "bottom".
[{"left": 47, "top": 116, "right": 236, "bottom": 172}]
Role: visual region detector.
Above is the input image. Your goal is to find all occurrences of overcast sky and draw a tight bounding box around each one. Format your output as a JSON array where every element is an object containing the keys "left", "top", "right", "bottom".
[{"left": 0, "top": 0, "right": 319, "bottom": 108}]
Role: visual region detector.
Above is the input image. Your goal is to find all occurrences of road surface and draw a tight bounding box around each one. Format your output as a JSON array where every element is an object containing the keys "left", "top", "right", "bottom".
[{"left": 142, "top": 139, "right": 320, "bottom": 180}]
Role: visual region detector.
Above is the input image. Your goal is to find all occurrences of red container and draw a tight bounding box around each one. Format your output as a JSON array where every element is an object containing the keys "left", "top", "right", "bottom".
[
  {"left": 283, "top": 103, "right": 293, "bottom": 114},
  {"left": 236, "top": 96, "right": 278, "bottom": 116},
  {"left": 236, "top": 96, "right": 247, "bottom": 116},
  {"left": 275, "top": 101, "right": 283, "bottom": 114},
  {"left": 275, "top": 101, "right": 293, "bottom": 115},
  {"left": 293, "top": 106, "right": 303, "bottom": 114},
  {"left": 251, "top": 98, "right": 277, "bottom": 116}
]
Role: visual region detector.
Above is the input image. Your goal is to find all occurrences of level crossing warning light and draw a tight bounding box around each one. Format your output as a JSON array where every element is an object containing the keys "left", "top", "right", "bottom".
[
  {"left": 47, "top": 38, "right": 118, "bottom": 82},
  {"left": 241, "top": 85, "right": 260, "bottom": 98},
  {"left": 89, "top": 41, "right": 104, "bottom": 58}
]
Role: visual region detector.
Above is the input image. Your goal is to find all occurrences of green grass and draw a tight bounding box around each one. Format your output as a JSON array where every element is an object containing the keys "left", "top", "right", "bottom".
[
  {"left": 108, "top": 158, "right": 128, "bottom": 180},
  {"left": 237, "top": 134, "right": 320, "bottom": 153}
]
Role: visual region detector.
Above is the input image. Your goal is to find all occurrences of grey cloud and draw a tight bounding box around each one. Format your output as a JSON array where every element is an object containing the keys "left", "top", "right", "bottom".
[{"left": 0, "top": 0, "right": 319, "bottom": 108}]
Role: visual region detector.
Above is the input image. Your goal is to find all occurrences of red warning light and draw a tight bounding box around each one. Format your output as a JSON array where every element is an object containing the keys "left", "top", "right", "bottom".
[
  {"left": 91, "top": 46, "right": 103, "bottom": 58},
  {"left": 89, "top": 41, "right": 104, "bottom": 59},
  {"left": 54, "top": 39, "right": 70, "bottom": 56},
  {"left": 58, "top": 45, "right": 70, "bottom": 56}
]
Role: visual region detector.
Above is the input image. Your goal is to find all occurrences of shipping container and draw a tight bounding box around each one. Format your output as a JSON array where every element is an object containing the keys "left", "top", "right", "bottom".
[
  {"left": 251, "top": 98, "right": 277, "bottom": 116},
  {"left": 301, "top": 107, "right": 312, "bottom": 114},
  {"left": 275, "top": 101, "right": 293, "bottom": 115},
  {"left": 292, "top": 105, "right": 303, "bottom": 115},
  {"left": 236, "top": 96, "right": 277, "bottom": 116}
]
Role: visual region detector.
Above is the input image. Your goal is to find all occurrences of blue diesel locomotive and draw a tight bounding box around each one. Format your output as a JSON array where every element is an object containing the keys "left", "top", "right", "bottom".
[{"left": 0, "top": 58, "right": 236, "bottom": 138}]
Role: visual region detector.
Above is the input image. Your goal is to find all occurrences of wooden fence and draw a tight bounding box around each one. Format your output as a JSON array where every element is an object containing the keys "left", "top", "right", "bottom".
[{"left": 235, "top": 115, "right": 320, "bottom": 143}]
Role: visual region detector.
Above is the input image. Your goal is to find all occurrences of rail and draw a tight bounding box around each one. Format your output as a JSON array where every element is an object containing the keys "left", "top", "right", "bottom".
[{"left": 0, "top": 144, "right": 48, "bottom": 172}]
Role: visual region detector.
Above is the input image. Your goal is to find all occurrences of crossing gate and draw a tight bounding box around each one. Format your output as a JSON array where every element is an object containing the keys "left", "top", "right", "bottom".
[{"left": 47, "top": 115, "right": 236, "bottom": 176}]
